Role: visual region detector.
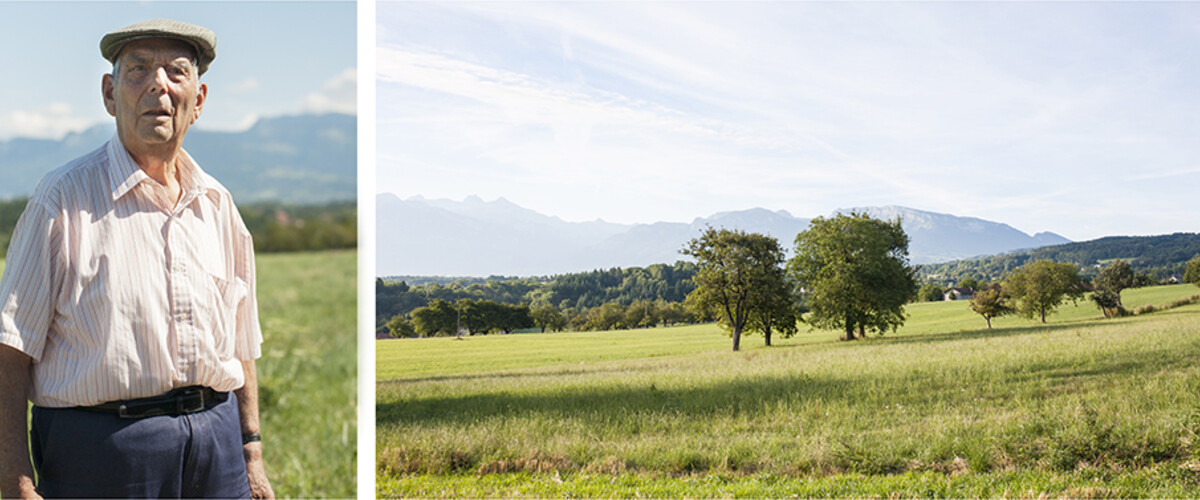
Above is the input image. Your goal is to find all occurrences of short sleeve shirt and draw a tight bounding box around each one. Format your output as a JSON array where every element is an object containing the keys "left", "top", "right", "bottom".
[{"left": 0, "top": 134, "right": 262, "bottom": 408}]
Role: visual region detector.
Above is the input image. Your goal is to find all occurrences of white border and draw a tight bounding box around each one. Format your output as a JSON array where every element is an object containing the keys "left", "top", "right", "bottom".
[{"left": 356, "top": 0, "right": 377, "bottom": 497}]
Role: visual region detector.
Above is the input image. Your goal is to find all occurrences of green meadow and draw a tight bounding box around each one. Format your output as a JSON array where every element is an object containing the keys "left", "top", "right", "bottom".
[
  {"left": 256, "top": 250, "right": 357, "bottom": 498},
  {"left": 2, "top": 250, "right": 357, "bottom": 499},
  {"left": 378, "top": 284, "right": 1200, "bottom": 498}
]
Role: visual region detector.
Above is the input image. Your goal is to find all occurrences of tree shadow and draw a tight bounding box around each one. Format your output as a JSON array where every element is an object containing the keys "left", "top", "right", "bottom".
[
  {"left": 875, "top": 320, "right": 1111, "bottom": 346},
  {"left": 380, "top": 363, "right": 671, "bottom": 386},
  {"left": 378, "top": 371, "right": 859, "bottom": 426},
  {"left": 380, "top": 309, "right": 1200, "bottom": 429}
]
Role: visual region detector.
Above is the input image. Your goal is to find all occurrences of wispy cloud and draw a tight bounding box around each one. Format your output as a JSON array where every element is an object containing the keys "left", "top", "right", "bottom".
[
  {"left": 229, "top": 78, "right": 261, "bottom": 94},
  {"left": 302, "top": 68, "right": 357, "bottom": 115},
  {"left": 378, "top": 2, "right": 1200, "bottom": 238},
  {"left": 0, "top": 103, "right": 94, "bottom": 141}
]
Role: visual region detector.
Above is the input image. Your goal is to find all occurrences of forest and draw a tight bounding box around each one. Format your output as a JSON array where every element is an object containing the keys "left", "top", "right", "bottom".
[
  {"left": 918, "top": 233, "right": 1200, "bottom": 284},
  {"left": 376, "top": 261, "right": 699, "bottom": 334}
]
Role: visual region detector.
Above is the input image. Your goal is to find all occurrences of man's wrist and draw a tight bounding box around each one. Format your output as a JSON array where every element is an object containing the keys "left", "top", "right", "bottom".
[{"left": 242, "top": 432, "right": 261, "bottom": 445}]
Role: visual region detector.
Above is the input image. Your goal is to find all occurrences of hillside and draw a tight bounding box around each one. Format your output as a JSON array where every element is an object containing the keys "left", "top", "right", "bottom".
[
  {"left": 920, "top": 232, "right": 1200, "bottom": 283},
  {"left": 0, "top": 113, "right": 356, "bottom": 204}
]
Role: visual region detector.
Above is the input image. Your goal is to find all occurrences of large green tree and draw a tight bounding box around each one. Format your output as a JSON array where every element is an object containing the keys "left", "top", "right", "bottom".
[
  {"left": 1004, "top": 260, "right": 1086, "bottom": 323},
  {"left": 531, "top": 304, "right": 566, "bottom": 332},
  {"left": 745, "top": 257, "right": 799, "bottom": 347},
  {"left": 1185, "top": 255, "right": 1200, "bottom": 287},
  {"left": 385, "top": 315, "right": 416, "bottom": 338},
  {"left": 1093, "top": 259, "right": 1135, "bottom": 308},
  {"left": 917, "top": 283, "right": 944, "bottom": 302},
  {"left": 683, "top": 227, "right": 790, "bottom": 351},
  {"left": 409, "top": 298, "right": 458, "bottom": 336},
  {"left": 788, "top": 212, "right": 917, "bottom": 340}
]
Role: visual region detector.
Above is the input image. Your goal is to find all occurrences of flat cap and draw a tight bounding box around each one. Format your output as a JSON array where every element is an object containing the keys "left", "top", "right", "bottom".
[{"left": 100, "top": 19, "right": 216, "bottom": 75}]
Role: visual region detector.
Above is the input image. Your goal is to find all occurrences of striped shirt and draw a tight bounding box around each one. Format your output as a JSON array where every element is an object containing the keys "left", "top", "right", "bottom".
[{"left": 0, "top": 134, "right": 262, "bottom": 408}]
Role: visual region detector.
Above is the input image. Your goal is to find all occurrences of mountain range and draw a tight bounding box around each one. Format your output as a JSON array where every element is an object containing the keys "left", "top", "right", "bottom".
[
  {"left": 0, "top": 113, "right": 356, "bottom": 203},
  {"left": 376, "top": 194, "right": 1071, "bottom": 276}
]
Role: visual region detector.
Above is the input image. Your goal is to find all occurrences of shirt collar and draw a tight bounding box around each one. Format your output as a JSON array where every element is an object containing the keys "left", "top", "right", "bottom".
[{"left": 106, "top": 133, "right": 221, "bottom": 204}]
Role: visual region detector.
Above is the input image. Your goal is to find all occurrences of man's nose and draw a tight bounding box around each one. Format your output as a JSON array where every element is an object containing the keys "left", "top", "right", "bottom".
[{"left": 149, "top": 67, "right": 170, "bottom": 94}]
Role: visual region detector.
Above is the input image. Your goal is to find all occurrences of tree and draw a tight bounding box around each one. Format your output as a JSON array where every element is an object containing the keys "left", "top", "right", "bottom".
[
  {"left": 918, "top": 283, "right": 944, "bottom": 302},
  {"left": 745, "top": 267, "right": 799, "bottom": 347},
  {"left": 531, "top": 304, "right": 566, "bottom": 333},
  {"left": 1093, "top": 260, "right": 1135, "bottom": 309},
  {"left": 1186, "top": 255, "right": 1200, "bottom": 288},
  {"left": 1004, "top": 260, "right": 1086, "bottom": 323},
  {"left": 1091, "top": 259, "right": 1135, "bottom": 318},
  {"left": 410, "top": 299, "right": 457, "bottom": 336},
  {"left": 683, "top": 227, "right": 790, "bottom": 351},
  {"left": 968, "top": 285, "right": 1014, "bottom": 329},
  {"left": 788, "top": 212, "right": 917, "bottom": 340},
  {"left": 497, "top": 304, "right": 533, "bottom": 333},
  {"left": 584, "top": 303, "right": 627, "bottom": 331},
  {"left": 385, "top": 315, "right": 417, "bottom": 338},
  {"left": 1090, "top": 289, "right": 1123, "bottom": 318}
]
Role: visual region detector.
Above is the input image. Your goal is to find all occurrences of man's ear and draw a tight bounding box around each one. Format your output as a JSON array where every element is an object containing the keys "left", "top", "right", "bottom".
[
  {"left": 191, "top": 83, "right": 207, "bottom": 124},
  {"left": 102, "top": 74, "right": 116, "bottom": 117}
]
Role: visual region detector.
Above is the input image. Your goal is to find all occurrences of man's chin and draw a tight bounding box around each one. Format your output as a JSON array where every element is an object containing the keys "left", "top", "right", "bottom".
[{"left": 133, "top": 127, "right": 177, "bottom": 146}]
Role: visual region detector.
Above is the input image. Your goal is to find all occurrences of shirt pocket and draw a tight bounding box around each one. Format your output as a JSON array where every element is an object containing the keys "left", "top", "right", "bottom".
[{"left": 208, "top": 273, "right": 248, "bottom": 359}]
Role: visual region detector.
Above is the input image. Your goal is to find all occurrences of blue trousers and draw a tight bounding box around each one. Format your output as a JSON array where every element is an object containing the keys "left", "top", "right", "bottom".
[{"left": 31, "top": 392, "right": 251, "bottom": 498}]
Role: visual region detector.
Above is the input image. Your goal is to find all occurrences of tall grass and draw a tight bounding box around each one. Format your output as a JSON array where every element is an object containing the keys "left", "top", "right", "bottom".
[
  {"left": 379, "top": 285, "right": 1200, "bottom": 497},
  {"left": 3, "top": 250, "right": 357, "bottom": 499},
  {"left": 256, "top": 250, "right": 357, "bottom": 498}
]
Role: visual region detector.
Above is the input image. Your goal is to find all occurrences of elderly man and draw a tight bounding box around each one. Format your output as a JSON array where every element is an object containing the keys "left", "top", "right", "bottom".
[{"left": 0, "top": 19, "right": 273, "bottom": 499}]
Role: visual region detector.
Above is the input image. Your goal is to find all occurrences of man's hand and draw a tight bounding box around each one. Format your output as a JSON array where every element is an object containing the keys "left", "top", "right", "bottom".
[
  {"left": 243, "top": 441, "right": 274, "bottom": 499},
  {"left": 0, "top": 345, "right": 40, "bottom": 499},
  {"left": 234, "top": 359, "right": 273, "bottom": 499}
]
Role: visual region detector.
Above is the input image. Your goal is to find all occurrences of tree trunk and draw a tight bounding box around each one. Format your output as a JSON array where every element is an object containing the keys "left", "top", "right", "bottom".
[
  {"left": 1040, "top": 309, "right": 1047, "bottom": 323},
  {"left": 732, "top": 326, "right": 742, "bottom": 351},
  {"left": 764, "top": 315, "right": 773, "bottom": 347},
  {"left": 844, "top": 317, "right": 856, "bottom": 341},
  {"left": 985, "top": 316, "right": 992, "bottom": 329}
]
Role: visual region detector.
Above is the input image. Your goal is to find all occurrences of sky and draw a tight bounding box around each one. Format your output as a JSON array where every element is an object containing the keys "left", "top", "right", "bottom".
[
  {"left": 377, "top": 2, "right": 1200, "bottom": 242},
  {"left": 0, "top": 1, "right": 356, "bottom": 141}
]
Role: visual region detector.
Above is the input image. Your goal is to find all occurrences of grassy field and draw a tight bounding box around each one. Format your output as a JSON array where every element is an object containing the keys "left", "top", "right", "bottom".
[
  {"left": 2, "top": 250, "right": 357, "bottom": 499},
  {"left": 379, "top": 284, "right": 1200, "bottom": 498}
]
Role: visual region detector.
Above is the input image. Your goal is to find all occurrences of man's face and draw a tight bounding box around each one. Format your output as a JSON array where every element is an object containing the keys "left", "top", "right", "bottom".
[{"left": 102, "top": 38, "right": 207, "bottom": 153}]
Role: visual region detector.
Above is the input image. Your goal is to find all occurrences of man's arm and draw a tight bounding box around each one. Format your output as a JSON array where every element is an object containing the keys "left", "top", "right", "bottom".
[
  {"left": 0, "top": 345, "right": 39, "bottom": 499},
  {"left": 234, "top": 359, "right": 273, "bottom": 500}
]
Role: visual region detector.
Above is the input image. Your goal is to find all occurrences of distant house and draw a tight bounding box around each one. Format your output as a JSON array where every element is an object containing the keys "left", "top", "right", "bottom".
[{"left": 944, "top": 287, "right": 975, "bottom": 301}]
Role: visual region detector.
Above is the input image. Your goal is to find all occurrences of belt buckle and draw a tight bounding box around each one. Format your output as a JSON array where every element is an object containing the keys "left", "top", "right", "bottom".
[{"left": 176, "top": 387, "right": 206, "bottom": 414}]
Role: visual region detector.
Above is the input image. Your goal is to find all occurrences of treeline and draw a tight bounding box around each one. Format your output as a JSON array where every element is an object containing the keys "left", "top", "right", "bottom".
[
  {"left": 919, "top": 233, "right": 1200, "bottom": 285},
  {"left": 376, "top": 262, "right": 701, "bottom": 336},
  {"left": 0, "top": 198, "right": 355, "bottom": 255},
  {"left": 387, "top": 298, "right": 534, "bottom": 337},
  {"left": 0, "top": 198, "right": 25, "bottom": 256},
  {"left": 387, "top": 296, "right": 707, "bottom": 338},
  {"left": 238, "top": 201, "right": 357, "bottom": 252}
]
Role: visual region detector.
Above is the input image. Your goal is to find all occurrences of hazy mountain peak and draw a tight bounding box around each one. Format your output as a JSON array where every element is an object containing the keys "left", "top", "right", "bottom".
[{"left": 376, "top": 197, "right": 1072, "bottom": 276}]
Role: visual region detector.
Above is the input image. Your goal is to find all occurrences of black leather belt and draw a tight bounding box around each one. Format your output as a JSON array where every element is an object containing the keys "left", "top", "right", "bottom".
[{"left": 77, "top": 386, "right": 228, "bottom": 419}]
